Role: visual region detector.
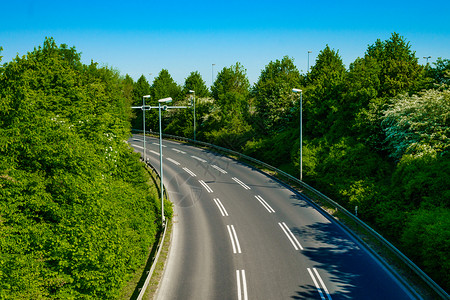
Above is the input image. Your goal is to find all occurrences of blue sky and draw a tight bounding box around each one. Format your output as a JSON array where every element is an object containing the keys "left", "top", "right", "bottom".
[{"left": 1, "top": 0, "right": 449, "bottom": 86}]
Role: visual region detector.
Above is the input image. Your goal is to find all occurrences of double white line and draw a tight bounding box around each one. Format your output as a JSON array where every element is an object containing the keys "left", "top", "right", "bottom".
[
  {"left": 213, "top": 198, "right": 228, "bottom": 216},
  {"left": 307, "top": 268, "right": 332, "bottom": 300},
  {"left": 232, "top": 177, "right": 251, "bottom": 190},
  {"left": 227, "top": 225, "right": 242, "bottom": 254},
  {"left": 191, "top": 155, "right": 207, "bottom": 163},
  {"left": 278, "top": 222, "right": 303, "bottom": 250},
  {"left": 172, "top": 148, "right": 186, "bottom": 154},
  {"left": 236, "top": 270, "right": 248, "bottom": 300},
  {"left": 255, "top": 195, "right": 275, "bottom": 213},
  {"left": 183, "top": 167, "right": 197, "bottom": 177},
  {"left": 166, "top": 157, "right": 180, "bottom": 165},
  {"left": 211, "top": 164, "right": 227, "bottom": 174},
  {"left": 198, "top": 180, "right": 213, "bottom": 193}
]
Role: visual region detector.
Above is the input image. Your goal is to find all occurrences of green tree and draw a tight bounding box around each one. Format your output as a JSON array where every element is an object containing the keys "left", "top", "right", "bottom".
[
  {"left": 183, "top": 71, "right": 209, "bottom": 98},
  {"left": 131, "top": 75, "right": 156, "bottom": 131},
  {"left": 427, "top": 57, "right": 450, "bottom": 86},
  {"left": 382, "top": 89, "right": 450, "bottom": 160},
  {"left": 151, "top": 69, "right": 182, "bottom": 102},
  {"left": 0, "top": 37, "right": 163, "bottom": 299},
  {"left": 122, "top": 74, "right": 134, "bottom": 106},
  {"left": 365, "top": 32, "right": 423, "bottom": 98},
  {"left": 206, "top": 63, "right": 252, "bottom": 149},
  {"left": 304, "top": 46, "right": 346, "bottom": 137},
  {"left": 211, "top": 62, "right": 250, "bottom": 103},
  {"left": 165, "top": 72, "right": 211, "bottom": 139},
  {"left": 401, "top": 208, "right": 450, "bottom": 290},
  {"left": 253, "top": 56, "right": 301, "bottom": 134}
]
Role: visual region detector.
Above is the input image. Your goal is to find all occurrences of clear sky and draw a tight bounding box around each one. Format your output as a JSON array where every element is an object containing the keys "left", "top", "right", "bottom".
[{"left": 1, "top": 0, "right": 449, "bottom": 86}]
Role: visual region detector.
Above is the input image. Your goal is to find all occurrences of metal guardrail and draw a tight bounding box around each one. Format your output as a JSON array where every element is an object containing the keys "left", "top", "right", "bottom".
[
  {"left": 131, "top": 130, "right": 449, "bottom": 299},
  {"left": 135, "top": 159, "right": 168, "bottom": 300}
]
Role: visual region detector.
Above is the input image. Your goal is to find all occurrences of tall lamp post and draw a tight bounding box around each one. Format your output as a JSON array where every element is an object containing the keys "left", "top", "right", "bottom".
[
  {"left": 212, "top": 63, "right": 215, "bottom": 86},
  {"left": 189, "top": 90, "right": 196, "bottom": 140},
  {"left": 307, "top": 51, "right": 312, "bottom": 72},
  {"left": 131, "top": 95, "right": 151, "bottom": 162},
  {"left": 158, "top": 97, "right": 173, "bottom": 223},
  {"left": 423, "top": 56, "right": 431, "bottom": 64},
  {"left": 292, "top": 88, "right": 303, "bottom": 181}
]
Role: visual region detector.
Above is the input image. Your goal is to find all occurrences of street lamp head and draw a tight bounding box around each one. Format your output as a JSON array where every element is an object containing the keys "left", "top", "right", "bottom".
[
  {"left": 143, "top": 95, "right": 151, "bottom": 98},
  {"left": 292, "top": 88, "right": 302, "bottom": 93},
  {"left": 158, "top": 97, "right": 173, "bottom": 103}
]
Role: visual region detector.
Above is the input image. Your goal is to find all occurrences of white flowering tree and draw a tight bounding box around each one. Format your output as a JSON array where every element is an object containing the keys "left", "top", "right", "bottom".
[{"left": 382, "top": 89, "right": 450, "bottom": 160}]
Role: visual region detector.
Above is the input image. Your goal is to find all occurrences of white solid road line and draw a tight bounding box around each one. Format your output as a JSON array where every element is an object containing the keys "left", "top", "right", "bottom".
[
  {"left": 183, "top": 167, "right": 197, "bottom": 177},
  {"left": 213, "top": 198, "right": 229, "bottom": 216},
  {"left": 236, "top": 270, "right": 248, "bottom": 300},
  {"left": 198, "top": 180, "right": 213, "bottom": 193},
  {"left": 166, "top": 157, "right": 180, "bottom": 165},
  {"left": 278, "top": 222, "right": 303, "bottom": 250},
  {"left": 172, "top": 148, "right": 186, "bottom": 154},
  {"left": 227, "top": 225, "right": 242, "bottom": 254},
  {"left": 191, "top": 155, "right": 207, "bottom": 163},
  {"left": 211, "top": 164, "right": 228, "bottom": 174},
  {"left": 255, "top": 195, "right": 275, "bottom": 213},
  {"left": 232, "top": 177, "right": 251, "bottom": 190},
  {"left": 307, "top": 268, "right": 332, "bottom": 300}
]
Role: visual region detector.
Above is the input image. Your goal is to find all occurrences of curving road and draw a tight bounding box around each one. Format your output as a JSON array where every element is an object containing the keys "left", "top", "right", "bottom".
[{"left": 128, "top": 134, "right": 416, "bottom": 299}]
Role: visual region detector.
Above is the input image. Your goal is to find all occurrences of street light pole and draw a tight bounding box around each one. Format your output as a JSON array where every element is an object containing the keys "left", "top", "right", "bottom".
[
  {"left": 292, "top": 88, "right": 303, "bottom": 181},
  {"left": 133, "top": 97, "right": 188, "bottom": 224},
  {"left": 307, "top": 51, "right": 312, "bottom": 72},
  {"left": 189, "top": 90, "right": 196, "bottom": 140},
  {"left": 131, "top": 95, "right": 151, "bottom": 162},
  {"left": 423, "top": 56, "right": 431, "bottom": 64},
  {"left": 158, "top": 97, "right": 172, "bottom": 224},
  {"left": 212, "top": 63, "right": 215, "bottom": 86},
  {"left": 142, "top": 95, "right": 150, "bottom": 162}
]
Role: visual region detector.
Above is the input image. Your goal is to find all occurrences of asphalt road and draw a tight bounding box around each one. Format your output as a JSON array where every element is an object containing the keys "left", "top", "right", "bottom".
[{"left": 128, "top": 134, "right": 416, "bottom": 300}]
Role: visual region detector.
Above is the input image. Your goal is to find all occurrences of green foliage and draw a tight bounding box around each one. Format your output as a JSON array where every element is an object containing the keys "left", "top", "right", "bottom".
[
  {"left": 0, "top": 38, "right": 161, "bottom": 298},
  {"left": 183, "top": 71, "right": 209, "bottom": 98},
  {"left": 401, "top": 208, "right": 450, "bottom": 289},
  {"left": 252, "top": 56, "right": 301, "bottom": 134},
  {"left": 151, "top": 69, "right": 182, "bottom": 102},
  {"left": 205, "top": 112, "right": 252, "bottom": 151},
  {"left": 304, "top": 46, "right": 346, "bottom": 137},
  {"left": 365, "top": 32, "right": 423, "bottom": 98},
  {"left": 203, "top": 63, "right": 251, "bottom": 148},
  {"left": 243, "top": 128, "right": 299, "bottom": 167},
  {"left": 382, "top": 89, "right": 450, "bottom": 160},
  {"left": 389, "top": 152, "right": 450, "bottom": 209},
  {"left": 427, "top": 57, "right": 450, "bottom": 86},
  {"left": 132, "top": 75, "right": 157, "bottom": 131},
  {"left": 344, "top": 56, "right": 381, "bottom": 130},
  {"left": 211, "top": 62, "right": 250, "bottom": 102}
]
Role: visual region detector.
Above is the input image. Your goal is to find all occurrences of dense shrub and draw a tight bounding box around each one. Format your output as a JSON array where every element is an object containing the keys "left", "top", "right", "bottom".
[{"left": 0, "top": 38, "right": 163, "bottom": 298}]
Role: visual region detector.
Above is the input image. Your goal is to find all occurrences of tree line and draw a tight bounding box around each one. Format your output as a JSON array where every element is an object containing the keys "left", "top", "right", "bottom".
[
  {"left": 126, "top": 32, "right": 449, "bottom": 291},
  {"left": 0, "top": 38, "right": 171, "bottom": 298}
]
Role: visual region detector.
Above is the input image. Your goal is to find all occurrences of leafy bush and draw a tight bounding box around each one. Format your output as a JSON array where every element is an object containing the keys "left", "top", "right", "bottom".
[
  {"left": 401, "top": 208, "right": 450, "bottom": 289},
  {"left": 0, "top": 38, "right": 161, "bottom": 298}
]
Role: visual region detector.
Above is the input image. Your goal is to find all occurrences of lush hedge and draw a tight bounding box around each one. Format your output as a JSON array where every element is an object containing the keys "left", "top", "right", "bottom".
[{"left": 0, "top": 38, "right": 165, "bottom": 298}]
